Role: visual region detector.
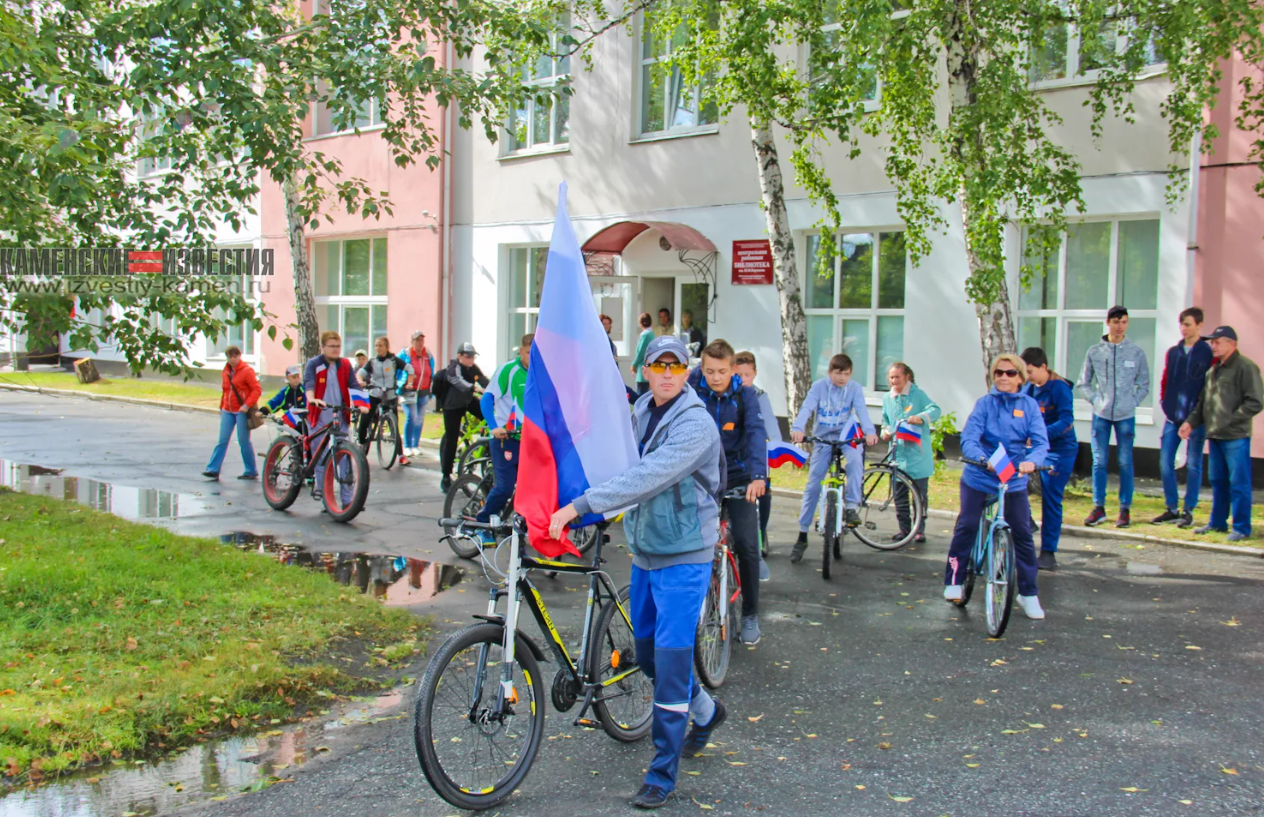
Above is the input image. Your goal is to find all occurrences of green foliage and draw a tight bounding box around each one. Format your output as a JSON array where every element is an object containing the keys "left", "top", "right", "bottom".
[{"left": 931, "top": 411, "right": 959, "bottom": 473}]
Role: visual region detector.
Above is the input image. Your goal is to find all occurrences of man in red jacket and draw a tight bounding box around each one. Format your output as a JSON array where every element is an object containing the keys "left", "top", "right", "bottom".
[{"left": 203, "top": 345, "right": 262, "bottom": 480}]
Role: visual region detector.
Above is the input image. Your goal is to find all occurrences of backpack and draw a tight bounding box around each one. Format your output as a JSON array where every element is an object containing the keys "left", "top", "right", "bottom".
[{"left": 432, "top": 361, "right": 452, "bottom": 407}]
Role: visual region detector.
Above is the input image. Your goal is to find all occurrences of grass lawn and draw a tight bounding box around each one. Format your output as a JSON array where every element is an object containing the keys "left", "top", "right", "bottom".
[
  {"left": 771, "top": 460, "right": 1261, "bottom": 549},
  {"left": 0, "top": 490, "right": 423, "bottom": 783},
  {"left": 0, "top": 371, "right": 222, "bottom": 408}
]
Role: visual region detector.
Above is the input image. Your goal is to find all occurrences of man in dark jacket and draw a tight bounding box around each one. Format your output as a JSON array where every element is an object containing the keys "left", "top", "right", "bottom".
[
  {"left": 438, "top": 342, "right": 488, "bottom": 492},
  {"left": 1154, "top": 307, "right": 1214, "bottom": 527},
  {"left": 1181, "top": 326, "right": 1263, "bottom": 540},
  {"left": 689, "top": 339, "right": 768, "bottom": 644}
]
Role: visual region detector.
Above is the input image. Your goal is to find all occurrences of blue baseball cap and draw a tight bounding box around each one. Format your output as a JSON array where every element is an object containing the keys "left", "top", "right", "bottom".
[{"left": 645, "top": 336, "right": 689, "bottom": 365}]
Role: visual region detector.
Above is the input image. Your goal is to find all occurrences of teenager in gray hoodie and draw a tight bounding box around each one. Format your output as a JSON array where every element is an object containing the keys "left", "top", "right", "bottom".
[
  {"left": 548, "top": 335, "right": 725, "bottom": 810},
  {"left": 1077, "top": 305, "right": 1150, "bottom": 528}
]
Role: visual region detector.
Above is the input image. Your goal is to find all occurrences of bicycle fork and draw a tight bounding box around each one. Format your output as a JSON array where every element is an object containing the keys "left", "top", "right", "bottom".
[{"left": 815, "top": 487, "right": 846, "bottom": 537}]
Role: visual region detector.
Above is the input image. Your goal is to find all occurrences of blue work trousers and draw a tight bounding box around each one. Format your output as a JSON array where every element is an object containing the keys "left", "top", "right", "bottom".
[
  {"left": 945, "top": 482, "right": 1038, "bottom": 597},
  {"left": 1160, "top": 420, "right": 1205, "bottom": 512},
  {"left": 798, "top": 440, "right": 863, "bottom": 532},
  {"left": 475, "top": 437, "right": 519, "bottom": 522},
  {"left": 1208, "top": 437, "right": 1253, "bottom": 536},
  {"left": 1036, "top": 448, "right": 1076, "bottom": 554}
]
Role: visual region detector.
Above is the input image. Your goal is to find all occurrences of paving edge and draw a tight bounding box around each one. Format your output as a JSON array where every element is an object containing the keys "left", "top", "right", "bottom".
[
  {"left": 768, "top": 486, "right": 1264, "bottom": 559},
  {"left": 3, "top": 383, "right": 1258, "bottom": 560}
]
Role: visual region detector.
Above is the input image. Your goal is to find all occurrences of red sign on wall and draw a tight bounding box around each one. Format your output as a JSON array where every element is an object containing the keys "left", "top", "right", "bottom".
[{"left": 731, "top": 240, "right": 774, "bottom": 285}]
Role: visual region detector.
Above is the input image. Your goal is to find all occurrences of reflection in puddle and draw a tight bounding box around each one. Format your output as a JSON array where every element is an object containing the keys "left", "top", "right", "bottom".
[
  {"left": 0, "top": 690, "right": 405, "bottom": 817},
  {"left": 0, "top": 459, "right": 207, "bottom": 520},
  {"left": 1125, "top": 562, "right": 1163, "bottom": 575},
  {"left": 219, "top": 532, "right": 463, "bottom": 604}
]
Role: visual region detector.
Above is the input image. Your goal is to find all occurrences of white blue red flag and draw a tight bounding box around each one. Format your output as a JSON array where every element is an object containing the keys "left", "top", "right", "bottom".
[
  {"left": 349, "top": 388, "right": 370, "bottom": 409},
  {"left": 282, "top": 409, "right": 303, "bottom": 430},
  {"left": 987, "top": 443, "right": 1017, "bottom": 483},
  {"left": 840, "top": 416, "right": 865, "bottom": 446},
  {"left": 768, "top": 442, "right": 808, "bottom": 469},
  {"left": 894, "top": 421, "right": 923, "bottom": 445},
  {"left": 518, "top": 183, "right": 640, "bottom": 557}
]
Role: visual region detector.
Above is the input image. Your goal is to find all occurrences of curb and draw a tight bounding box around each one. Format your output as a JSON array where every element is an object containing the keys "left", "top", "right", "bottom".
[
  {"left": 1, "top": 381, "right": 221, "bottom": 415},
  {"left": 769, "top": 485, "right": 1264, "bottom": 560}
]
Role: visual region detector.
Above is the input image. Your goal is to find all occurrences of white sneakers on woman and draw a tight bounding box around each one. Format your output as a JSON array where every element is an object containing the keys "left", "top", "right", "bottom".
[
  {"left": 1017, "top": 595, "right": 1045, "bottom": 620},
  {"left": 943, "top": 585, "right": 964, "bottom": 601}
]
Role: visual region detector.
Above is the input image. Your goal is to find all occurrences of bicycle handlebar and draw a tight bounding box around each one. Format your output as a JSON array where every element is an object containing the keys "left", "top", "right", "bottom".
[
  {"left": 960, "top": 457, "right": 1054, "bottom": 472},
  {"left": 803, "top": 434, "right": 863, "bottom": 448}
]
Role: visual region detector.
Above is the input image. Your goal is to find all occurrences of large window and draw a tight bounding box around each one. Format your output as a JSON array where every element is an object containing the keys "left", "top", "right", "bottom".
[
  {"left": 1016, "top": 218, "right": 1160, "bottom": 405},
  {"left": 638, "top": 8, "right": 718, "bottom": 137},
  {"left": 507, "top": 18, "right": 570, "bottom": 153},
  {"left": 315, "top": 237, "right": 388, "bottom": 356},
  {"left": 1028, "top": 11, "right": 1163, "bottom": 84},
  {"left": 505, "top": 246, "right": 548, "bottom": 358},
  {"left": 136, "top": 113, "right": 173, "bottom": 177},
  {"left": 804, "top": 230, "right": 908, "bottom": 390},
  {"left": 314, "top": 92, "right": 383, "bottom": 136},
  {"left": 808, "top": 8, "right": 882, "bottom": 111}
]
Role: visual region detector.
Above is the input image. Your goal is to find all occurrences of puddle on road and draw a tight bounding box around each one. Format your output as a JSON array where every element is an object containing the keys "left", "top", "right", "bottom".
[
  {"left": 1125, "top": 561, "right": 1163, "bottom": 575},
  {"left": 0, "top": 459, "right": 210, "bottom": 520},
  {"left": 0, "top": 689, "right": 408, "bottom": 817},
  {"left": 219, "top": 532, "right": 464, "bottom": 604}
]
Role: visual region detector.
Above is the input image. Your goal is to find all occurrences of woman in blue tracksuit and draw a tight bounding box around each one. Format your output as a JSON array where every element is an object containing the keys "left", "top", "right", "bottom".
[
  {"left": 945, "top": 353, "right": 1050, "bottom": 620},
  {"left": 1022, "top": 347, "right": 1077, "bottom": 571}
]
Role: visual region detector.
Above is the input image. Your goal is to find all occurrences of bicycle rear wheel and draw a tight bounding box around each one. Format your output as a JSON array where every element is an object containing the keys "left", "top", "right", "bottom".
[
  {"left": 822, "top": 492, "right": 837, "bottom": 580},
  {"left": 589, "top": 585, "right": 653, "bottom": 742},
  {"left": 457, "top": 437, "right": 491, "bottom": 480},
  {"left": 414, "top": 623, "right": 546, "bottom": 811},
  {"left": 853, "top": 466, "right": 922, "bottom": 550},
  {"left": 571, "top": 525, "right": 599, "bottom": 555},
  {"left": 375, "top": 410, "right": 401, "bottom": 469},
  {"left": 262, "top": 437, "right": 303, "bottom": 510},
  {"left": 442, "top": 474, "right": 492, "bottom": 559},
  {"left": 985, "top": 528, "right": 1017, "bottom": 637},
  {"left": 954, "top": 548, "right": 977, "bottom": 608},
  {"left": 322, "top": 442, "right": 370, "bottom": 522},
  {"left": 695, "top": 548, "right": 733, "bottom": 689}
]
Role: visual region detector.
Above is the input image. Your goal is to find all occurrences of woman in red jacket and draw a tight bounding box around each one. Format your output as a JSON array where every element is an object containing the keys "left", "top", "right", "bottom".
[{"left": 203, "top": 345, "right": 262, "bottom": 480}]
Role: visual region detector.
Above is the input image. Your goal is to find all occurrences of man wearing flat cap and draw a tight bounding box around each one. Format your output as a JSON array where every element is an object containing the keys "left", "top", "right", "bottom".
[{"left": 1181, "top": 325, "right": 1263, "bottom": 540}]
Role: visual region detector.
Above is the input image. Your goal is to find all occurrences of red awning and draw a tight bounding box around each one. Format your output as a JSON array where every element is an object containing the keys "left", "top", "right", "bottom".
[{"left": 581, "top": 221, "right": 717, "bottom": 254}]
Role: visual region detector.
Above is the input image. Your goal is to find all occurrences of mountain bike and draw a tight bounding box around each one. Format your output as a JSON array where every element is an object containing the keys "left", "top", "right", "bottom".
[
  {"left": 694, "top": 486, "right": 747, "bottom": 689},
  {"left": 262, "top": 405, "right": 370, "bottom": 522},
  {"left": 456, "top": 435, "right": 492, "bottom": 479},
  {"left": 854, "top": 422, "right": 928, "bottom": 551},
  {"left": 366, "top": 391, "right": 403, "bottom": 470},
  {"left": 952, "top": 458, "right": 1052, "bottom": 637},
  {"left": 416, "top": 514, "right": 652, "bottom": 810},
  {"left": 440, "top": 469, "right": 597, "bottom": 560},
  {"left": 803, "top": 435, "right": 866, "bottom": 580}
]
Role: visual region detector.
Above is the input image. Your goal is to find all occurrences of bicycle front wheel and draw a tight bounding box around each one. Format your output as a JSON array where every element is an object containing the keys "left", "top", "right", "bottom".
[
  {"left": 323, "top": 441, "right": 370, "bottom": 522},
  {"left": 695, "top": 551, "right": 733, "bottom": 689},
  {"left": 414, "top": 623, "right": 546, "bottom": 811},
  {"left": 376, "top": 410, "right": 401, "bottom": 470},
  {"left": 822, "top": 492, "right": 837, "bottom": 580},
  {"left": 985, "top": 527, "right": 1017, "bottom": 637},
  {"left": 589, "top": 585, "right": 653, "bottom": 742},
  {"left": 854, "top": 466, "right": 923, "bottom": 550},
  {"left": 457, "top": 437, "right": 492, "bottom": 480},
  {"left": 262, "top": 437, "right": 303, "bottom": 510}
]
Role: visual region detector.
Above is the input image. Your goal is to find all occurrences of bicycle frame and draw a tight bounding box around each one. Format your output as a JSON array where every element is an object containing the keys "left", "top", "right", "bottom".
[
  {"left": 971, "top": 481, "right": 1011, "bottom": 572},
  {"left": 816, "top": 444, "right": 851, "bottom": 539}
]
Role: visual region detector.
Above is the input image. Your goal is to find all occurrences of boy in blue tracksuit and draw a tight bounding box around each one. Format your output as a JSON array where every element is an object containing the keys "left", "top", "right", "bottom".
[
  {"left": 1022, "top": 347, "right": 1077, "bottom": 570},
  {"left": 549, "top": 336, "right": 725, "bottom": 810},
  {"left": 1155, "top": 307, "right": 1214, "bottom": 528},
  {"left": 688, "top": 339, "right": 768, "bottom": 644},
  {"left": 259, "top": 365, "right": 307, "bottom": 423},
  {"left": 788, "top": 353, "right": 877, "bottom": 563}
]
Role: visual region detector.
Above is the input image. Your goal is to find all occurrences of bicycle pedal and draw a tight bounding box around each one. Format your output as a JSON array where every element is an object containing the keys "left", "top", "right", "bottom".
[
  {"left": 574, "top": 717, "right": 600, "bottom": 729},
  {"left": 864, "top": 522, "right": 876, "bottom": 530}
]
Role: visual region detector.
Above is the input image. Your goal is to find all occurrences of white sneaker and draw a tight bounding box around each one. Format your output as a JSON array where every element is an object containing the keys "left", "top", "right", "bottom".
[
  {"left": 1018, "top": 594, "right": 1045, "bottom": 620},
  {"left": 406, "top": 447, "right": 417, "bottom": 457},
  {"left": 944, "top": 584, "right": 963, "bottom": 601}
]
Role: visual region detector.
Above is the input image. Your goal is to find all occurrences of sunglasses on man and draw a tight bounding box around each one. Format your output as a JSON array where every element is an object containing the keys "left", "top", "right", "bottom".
[{"left": 647, "top": 361, "right": 689, "bottom": 375}]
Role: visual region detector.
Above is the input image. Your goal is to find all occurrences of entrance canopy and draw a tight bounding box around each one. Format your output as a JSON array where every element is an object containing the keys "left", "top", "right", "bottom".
[{"left": 581, "top": 220, "right": 717, "bottom": 255}]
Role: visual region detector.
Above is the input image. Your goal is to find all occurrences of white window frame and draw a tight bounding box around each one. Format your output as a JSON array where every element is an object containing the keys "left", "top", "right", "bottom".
[
  {"left": 311, "top": 92, "right": 384, "bottom": 138},
  {"left": 813, "top": 23, "right": 882, "bottom": 113},
  {"left": 1013, "top": 216, "right": 1162, "bottom": 422},
  {"left": 313, "top": 236, "right": 389, "bottom": 356},
  {"left": 136, "top": 111, "right": 174, "bottom": 177},
  {"left": 504, "top": 17, "right": 571, "bottom": 156},
  {"left": 802, "top": 228, "right": 909, "bottom": 395},
  {"left": 634, "top": 9, "right": 719, "bottom": 140},
  {"left": 503, "top": 245, "right": 548, "bottom": 359},
  {"left": 1028, "top": 9, "right": 1166, "bottom": 89}
]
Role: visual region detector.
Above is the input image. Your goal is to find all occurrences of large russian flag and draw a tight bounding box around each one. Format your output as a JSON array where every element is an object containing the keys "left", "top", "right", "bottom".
[{"left": 518, "top": 184, "right": 640, "bottom": 557}]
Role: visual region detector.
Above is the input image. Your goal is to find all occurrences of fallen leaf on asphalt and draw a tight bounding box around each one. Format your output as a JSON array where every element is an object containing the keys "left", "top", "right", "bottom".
[
  {"left": 965, "top": 763, "right": 980, "bottom": 768},
  {"left": 1221, "top": 618, "right": 1241, "bottom": 627},
  {"left": 974, "top": 699, "right": 986, "bottom": 705},
  {"left": 686, "top": 771, "right": 700, "bottom": 776},
  {"left": 729, "top": 761, "right": 746, "bottom": 766},
  {"left": 878, "top": 743, "right": 893, "bottom": 750},
  {"left": 777, "top": 757, "right": 786, "bottom": 761},
  {"left": 692, "top": 797, "right": 713, "bottom": 810},
  {"left": 1024, "top": 722, "right": 1046, "bottom": 729},
  {"left": 990, "top": 659, "right": 1008, "bottom": 666},
  {"left": 747, "top": 714, "right": 764, "bottom": 722},
  {"left": 873, "top": 700, "right": 883, "bottom": 706},
  {"left": 1001, "top": 729, "right": 1027, "bottom": 735},
  {"left": 1221, "top": 767, "right": 1239, "bottom": 775},
  {"left": 855, "top": 785, "right": 866, "bottom": 790},
  {"left": 925, "top": 714, "right": 937, "bottom": 719},
  {"left": 1050, "top": 704, "right": 1064, "bottom": 709},
  {"left": 1117, "top": 678, "right": 1134, "bottom": 685},
  {"left": 806, "top": 734, "right": 818, "bottom": 739},
  {"left": 1185, "top": 645, "right": 1202, "bottom": 651},
  {"left": 1119, "top": 787, "right": 1147, "bottom": 793},
  {"left": 887, "top": 794, "right": 914, "bottom": 803},
  {"left": 1179, "top": 799, "right": 1193, "bottom": 804}
]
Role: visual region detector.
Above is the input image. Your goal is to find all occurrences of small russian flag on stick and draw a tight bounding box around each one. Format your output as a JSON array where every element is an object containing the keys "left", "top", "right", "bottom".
[
  {"left": 349, "top": 388, "right": 371, "bottom": 409},
  {"left": 282, "top": 409, "right": 302, "bottom": 430},
  {"left": 768, "top": 442, "right": 809, "bottom": 469},
  {"left": 987, "top": 443, "right": 1017, "bottom": 483},
  {"left": 894, "top": 421, "right": 923, "bottom": 445}
]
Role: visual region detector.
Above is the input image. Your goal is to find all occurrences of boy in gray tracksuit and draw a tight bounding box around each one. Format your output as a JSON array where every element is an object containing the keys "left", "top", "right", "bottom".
[
  {"left": 1077, "top": 305, "right": 1150, "bottom": 528},
  {"left": 549, "top": 336, "right": 725, "bottom": 810}
]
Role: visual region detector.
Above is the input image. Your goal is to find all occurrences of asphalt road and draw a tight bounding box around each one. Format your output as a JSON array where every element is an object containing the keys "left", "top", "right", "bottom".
[{"left": 2, "top": 391, "right": 1262, "bottom": 817}]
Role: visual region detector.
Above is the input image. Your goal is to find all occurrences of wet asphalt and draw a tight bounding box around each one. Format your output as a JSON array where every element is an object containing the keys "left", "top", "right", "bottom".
[{"left": 2, "top": 391, "right": 1263, "bottom": 817}]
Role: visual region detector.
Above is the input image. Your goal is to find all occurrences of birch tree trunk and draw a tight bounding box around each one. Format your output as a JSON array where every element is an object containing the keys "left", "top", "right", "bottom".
[
  {"left": 751, "top": 118, "right": 811, "bottom": 417},
  {"left": 282, "top": 172, "right": 321, "bottom": 361}
]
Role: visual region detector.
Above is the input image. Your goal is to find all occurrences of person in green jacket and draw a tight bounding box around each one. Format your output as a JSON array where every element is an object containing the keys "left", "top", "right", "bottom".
[
  {"left": 879, "top": 362, "right": 941, "bottom": 542},
  {"left": 630, "top": 311, "right": 655, "bottom": 394}
]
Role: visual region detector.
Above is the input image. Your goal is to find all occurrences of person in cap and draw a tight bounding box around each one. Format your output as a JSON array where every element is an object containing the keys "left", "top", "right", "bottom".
[
  {"left": 1180, "top": 325, "right": 1263, "bottom": 540},
  {"left": 1077, "top": 305, "right": 1150, "bottom": 529},
  {"left": 548, "top": 335, "right": 727, "bottom": 810},
  {"left": 261, "top": 365, "right": 307, "bottom": 416},
  {"left": 397, "top": 330, "right": 436, "bottom": 458},
  {"left": 438, "top": 341, "right": 488, "bottom": 492}
]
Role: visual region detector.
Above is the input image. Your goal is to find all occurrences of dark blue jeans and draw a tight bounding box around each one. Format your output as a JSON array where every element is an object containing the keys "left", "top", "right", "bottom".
[
  {"left": 475, "top": 436, "right": 519, "bottom": 523},
  {"left": 945, "top": 482, "right": 1038, "bottom": 597},
  {"left": 1091, "top": 416, "right": 1136, "bottom": 508},
  {"left": 1208, "top": 437, "right": 1253, "bottom": 536},
  {"left": 1160, "top": 420, "right": 1205, "bottom": 512},
  {"left": 1037, "top": 448, "right": 1076, "bottom": 553}
]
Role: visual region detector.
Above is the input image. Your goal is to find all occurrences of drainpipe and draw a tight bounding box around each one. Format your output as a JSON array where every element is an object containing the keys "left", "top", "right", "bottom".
[
  {"left": 1185, "top": 129, "right": 1202, "bottom": 306},
  {"left": 440, "top": 39, "right": 455, "bottom": 364}
]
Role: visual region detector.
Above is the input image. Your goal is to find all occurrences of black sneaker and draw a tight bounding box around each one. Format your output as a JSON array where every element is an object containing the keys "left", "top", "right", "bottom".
[
  {"left": 1037, "top": 550, "right": 1058, "bottom": 571},
  {"left": 890, "top": 530, "right": 910, "bottom": 543},
  {"left": 789, "top": 533, "right": 808, "bottom": 564},
  {"left": 1115, "top": 509, "right": 1131, "bottom": 528},
  {"left": 683, "top": 698, "right": 727, "bottom": 757},
  {"left": 1176, "top": 510, "right": 1194, "bottom": 528},
  {"left": 631, "top": 784, "right": 671, "bottom": 809},
  {"left": 1084, "top": 506, "right": 1107, "bottom": 527},
  {"left": 1151, "top": 509, "right": 1181, "bottom": 524},
  {"left": 439, "top": 475, "right": 452, "bottom": 493},
  {"left": 844, "top": 508, "right": 861, "bottom": 528},
  {"left": 202, "top": 471, "right": 220, "bottom": 480},
  {"left": 237, "top": 473, "right": 259, "bottom": 480}
]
